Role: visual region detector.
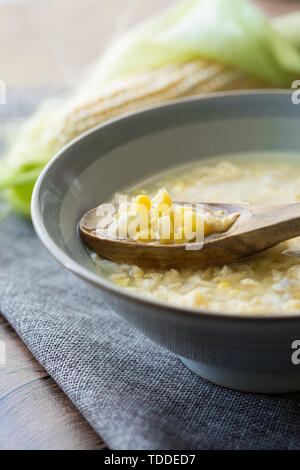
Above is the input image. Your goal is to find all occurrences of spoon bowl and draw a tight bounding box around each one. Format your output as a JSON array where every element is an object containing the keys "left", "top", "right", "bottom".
[{"left": 79, "top": 201, "right": 300, "bottom": 269}]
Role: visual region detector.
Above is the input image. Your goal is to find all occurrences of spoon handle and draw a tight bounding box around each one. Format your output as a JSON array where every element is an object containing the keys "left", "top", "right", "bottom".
[{"left": 226, "top": 202, "right": 300, "bottom": 255}]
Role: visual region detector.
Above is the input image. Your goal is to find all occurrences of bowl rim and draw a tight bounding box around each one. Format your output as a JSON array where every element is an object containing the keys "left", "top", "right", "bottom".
[{"left": 31, "top": 88, "right": 300, "bottom": 323}]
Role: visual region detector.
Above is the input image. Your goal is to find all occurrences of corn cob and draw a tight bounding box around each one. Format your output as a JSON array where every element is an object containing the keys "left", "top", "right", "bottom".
[
  {"left": 6, "top": 58, "right": 272, "bottom": 173},
  {"left": 48, "top": 59, "right": 271, "bottom": 151}
]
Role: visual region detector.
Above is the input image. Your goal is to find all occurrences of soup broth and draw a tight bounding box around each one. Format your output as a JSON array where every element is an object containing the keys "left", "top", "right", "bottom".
[{"left": 92, "top": 153, "right": 300, "bottom": 315}]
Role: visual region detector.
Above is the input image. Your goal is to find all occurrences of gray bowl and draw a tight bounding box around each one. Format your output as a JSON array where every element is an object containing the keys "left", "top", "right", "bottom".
[{"left": 32, "top": 91, "right": 300, "bottom": 394}]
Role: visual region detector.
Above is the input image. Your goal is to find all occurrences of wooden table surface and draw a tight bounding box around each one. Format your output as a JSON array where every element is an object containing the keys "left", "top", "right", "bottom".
[{"left": 0, "top": 0, "right": 299, "bottom": 451}]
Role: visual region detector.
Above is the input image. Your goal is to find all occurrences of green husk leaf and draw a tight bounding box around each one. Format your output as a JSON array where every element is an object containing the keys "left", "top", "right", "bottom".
[
  {"left": 273, "top": 12, "right": 300, "bottom": 47},
  {"left": 0, "top": 160, "right": 44, "bottom": 216},
  {"left": 86, "top": 0, "right": 300, "bottom": 89},
  {"left": 0, "top": 165, "right": 43, "bottom": 190}
]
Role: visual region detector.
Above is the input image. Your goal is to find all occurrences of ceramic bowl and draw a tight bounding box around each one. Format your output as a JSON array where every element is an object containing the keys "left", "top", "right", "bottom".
[{"left": 32, "top": 91, "right": 300, "bottom": 393}]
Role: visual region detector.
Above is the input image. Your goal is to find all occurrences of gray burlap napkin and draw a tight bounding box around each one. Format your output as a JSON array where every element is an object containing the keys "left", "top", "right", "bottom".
[{"left": 1, "top": 92, "right": 300, "bottom": 450}]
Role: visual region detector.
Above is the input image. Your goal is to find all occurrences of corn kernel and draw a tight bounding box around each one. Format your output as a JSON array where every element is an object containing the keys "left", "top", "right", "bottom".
[
  {"left": 229, "top": 289, "right": 240, "bottom": 297},
  {"left": 174, "top": 228, "right": 186, "bottom": 244},
  {"left": 286, "top": 300, "right": 300, "bottom": 311},
  {"left": 193, "top": 291, "right": 208, "bottom": 306},
  {"left": 158, "top": 216, "right": 173, "bottom": 240},
  {"left": 127, "top": 211, "right": 148, "bottom": 239},
  {"left": 114, "top": 184, "right": 239, "bottom": 245},
  {"left": 184, "top": 209, "right": 197, "bottom": 229},
  {"left": 111, "top": 274, "right": 130, "bottom": 287},
  {"left": 135, "top": 230, "right": 155, "bottom": 242},
  {"left": 129, "top": 266, "right": 144, "bottom": 279},
  {"left": 218, "top": 282, "right": 230, "bottom": 289},
  {"left": 134, "top": 194, "right": 151, "bottom": 210},
  {"left": 170, "top": 206, "right": 182, "bottom": 229},
  {"left": 149, "top": 208, "right": 159, "bottom": 231},
  {"left": 152, "top": 187, "right": 172, "bottom": 208},
  {"left": 128, "top": 203, "right": 148, "bottom": 218}
]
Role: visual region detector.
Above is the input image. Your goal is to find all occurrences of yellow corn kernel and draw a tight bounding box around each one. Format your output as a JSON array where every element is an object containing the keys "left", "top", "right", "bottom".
[
  {"left": 135, "top": 230, "right": 155, "bottom": 242},
  {"left": 174, "top": 206, "right": 185, "bottom": 216},
  {"left": 183, "top": 209, "right": 196, "bottom": 238},
  {"left": 193, "top": 291, "right": 208, "bottom": 306},
  {"left": 286, "top": 300, "right": 300, "bottom": 311},
  {"left": 127, "top": 210, "right": 148, "bottom": 239},
  {"left": 229, "top": 289, "right": 240, "bottom": 297},
  {"left": 157, "top": 203, "right": 172, "bottom": 218},
  {"left": 158, "top": 216, "right": 173, "bottom": 240},
  {"left": 129, "top": 265, "right": 144, "bottom": 279},
  {"left": 171, "top": 206, "right": 184, "bottom": 227},
  {"left": 174, "top": 228, "right": 186, "bottom": 244},
  {"left": 184, "top": 209, "right": 196, "bottom": 226},
  {"left": 111, "top": 274, "right": 130, "bottom": 287},
  {"left": 128, "top": 202, "right": 148, "bottom": 217},
  {"left": 152, "top": 187, "right": 172, "bottom": 208},
  {"left": 134, "top": 194, "right": 151, "bottom": 211},
  {"left": 218, "top": 282, "right": 230, "bottom": 289},
  {"left": 239, "top": 305, "right": 250, "bottom": 313},
  {"left": 169, "top": 207, "right": 175, "bottom": 224},
  {"left": 148, "top": 208, "right": 159, "bottom": 230}
]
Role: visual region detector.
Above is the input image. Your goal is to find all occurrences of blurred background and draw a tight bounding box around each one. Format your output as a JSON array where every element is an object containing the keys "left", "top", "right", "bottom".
[{"left": 0, "top": 0, "right": 298, "bottom": 90}]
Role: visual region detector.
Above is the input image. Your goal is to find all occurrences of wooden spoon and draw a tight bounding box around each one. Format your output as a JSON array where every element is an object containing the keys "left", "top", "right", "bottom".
[{"left": 79, "top": 202, "right": 300, "bottom": 269}]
